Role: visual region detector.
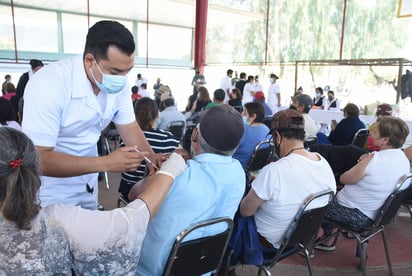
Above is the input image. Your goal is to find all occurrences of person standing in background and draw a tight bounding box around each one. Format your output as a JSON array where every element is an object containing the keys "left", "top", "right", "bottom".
[
  {"left": 242, "top": 75, "right": 255, "bottom": 106},
  {"left": 253, "top": 75, "right": 263, "bottom": 92},
  {"left": 235, "top": 72, "right": 247, "bottom": 97},
  {"left": 267, "top": 73, "right": 281, "bottom": 114},
  {"left": 135, "top": 73, "right": 147, "bottom": 92},
  {"left": 2, "top": 74, "right": 12, "bottom": 95},
  {"left": 221, "top": 69, "right": 234, "bottom": 103},
  {"left": 153, "top": 77, "right": 162, "bottom": 106}
]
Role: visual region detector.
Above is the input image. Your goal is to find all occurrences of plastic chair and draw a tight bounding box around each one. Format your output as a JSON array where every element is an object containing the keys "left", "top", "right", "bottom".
[
  {"left": 163, "top": 217, "right": 233, "bottom": 276},
  {"left": 99, "top": 122, "right": 120, "bottom": 190},
  {"left": 351, "top": 128, "right": 369, "bottom": 148},
  {"left": 401, "top": 193, "right": 412, "bottom": 221},
  {"left": 257, "top": 189, "right": 334, "bottom": 276},
  {"left": 321, "top": 173, "right": 412, "bottom": 276},
  {"left": 167, "top": 120, "right": 185, "bottom": 139}
]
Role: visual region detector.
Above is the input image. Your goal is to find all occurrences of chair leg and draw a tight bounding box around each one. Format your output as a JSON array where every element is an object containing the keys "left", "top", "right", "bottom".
[
  {"left": 304, "top": 249, "right": 314, "bottom": 276},
  {"left": 381, "top": 230, "right": 393, "bottom": 276},
  {"left": 257, "top": 266, "right": 271, "bottom": 276},
  {"left": 357, "top": 241, "right": 368, "bottom": 276}
]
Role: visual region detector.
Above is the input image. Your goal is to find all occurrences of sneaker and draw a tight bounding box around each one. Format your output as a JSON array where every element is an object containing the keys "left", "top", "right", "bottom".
[{"left": 314, "top": 243, "right": 336, "bottom": 251}]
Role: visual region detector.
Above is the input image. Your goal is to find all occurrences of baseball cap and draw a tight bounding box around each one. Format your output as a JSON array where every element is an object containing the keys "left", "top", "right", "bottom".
[
  {"left": 157, "top": 84, "right": 171, "bottom": 95},
  {"left": 199, "top": 105, "right": 244, "bottom": 151},
  {"left": 254, "top": 91, "right": 265, "bottom": 101},
  {"left": 292, "top": 94, "right": 313, "bottom": 111},
  {"left": 271, "top": 109, "right": 304, "bottom": 131},
  {"left": 160, "top": 92, "right": 174, "bottom": 102},
  {"left": 376, "top": 103, "right": 392, "bottom": 116}
]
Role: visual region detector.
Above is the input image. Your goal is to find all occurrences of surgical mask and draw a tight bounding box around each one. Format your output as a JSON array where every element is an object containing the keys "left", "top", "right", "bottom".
[
  {"left": 269, "top": 78, "right": 274, "bottom": 84},
  {"left": 367, "top": 136, "right": 379, "bottom": 151},
  {"left": 242, "top": 116, "right": 250, "bottom": 125},
  {"left": 316, "top": 93, "right": 321, "bottom": 97},
  {"left": 90, "top": 60, "right": 127, "bottom": 94}
]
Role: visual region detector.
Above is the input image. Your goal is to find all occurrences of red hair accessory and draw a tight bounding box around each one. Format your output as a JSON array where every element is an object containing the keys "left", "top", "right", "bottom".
[{"left": 9, "top": 159, "right": 23, "bottom": 170}]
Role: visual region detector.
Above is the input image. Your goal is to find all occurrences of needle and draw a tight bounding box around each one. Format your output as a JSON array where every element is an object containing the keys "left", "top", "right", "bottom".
[{"left": 134, "top": 148, "right": 159, "bottom": 170}]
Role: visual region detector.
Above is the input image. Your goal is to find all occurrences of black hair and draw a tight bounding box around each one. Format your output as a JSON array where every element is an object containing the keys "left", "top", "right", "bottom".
[
  {"left": 131, "top": 86, "right": 138, "bottom": 94},
  {"left": 244, "top": 102, "right": 265, "bottom": 123},
  {"left": 239, "top": 72, "right": 246, "bottom": 78},
  {"left": 213, "top": 89, "right": 225, "bottom": 101},
  {"left": 29, "top": 59, "right": 43, "bottom": 69},
  {"left": 315, "top": 87, "right": 323, "bottom": 94},
  {"left": 140, "top": 83, "right": 147, "bottom": 89},
  {"left": 83, "top": 20, "right": 135, "bottom": 61},
  {"left": 247, "top": 75, "right": 254, "bottom": 82},
  {"left": 227, "top": 69, "right": 233, "bottom": 75}
]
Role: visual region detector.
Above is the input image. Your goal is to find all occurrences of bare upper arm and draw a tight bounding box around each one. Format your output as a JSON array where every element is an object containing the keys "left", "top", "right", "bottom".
[{"left": 239, "top": 189, "right": 264, "bottom": 217}]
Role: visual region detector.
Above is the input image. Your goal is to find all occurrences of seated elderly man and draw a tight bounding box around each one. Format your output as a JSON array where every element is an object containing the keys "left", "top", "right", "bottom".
[
  {"left": 157, "top": 88, "right": 186, "bottom": 131},
  {"left": 131, "top": 104, "right": 246, "bottom": 275},
  {"left": 239, "top": 109, "right": 336, "bottom": 249},
  {"left": 290, "top": 93, "right": 319, "bottom": 138},
  {"left": 316, "top": 116, "right": 410, "bottom": 250}
]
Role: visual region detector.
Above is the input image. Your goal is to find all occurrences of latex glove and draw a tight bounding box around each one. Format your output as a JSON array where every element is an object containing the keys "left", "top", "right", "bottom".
[{"left": 156, "top": 152, "right": 187, "bottom": 180}]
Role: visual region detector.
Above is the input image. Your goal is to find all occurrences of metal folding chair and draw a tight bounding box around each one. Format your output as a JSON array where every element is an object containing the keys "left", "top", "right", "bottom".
[
  {"left": 351, "top": 128, "right": 369, "bottom": 148},
  {"left": 245, "top": 139, "right": 276, "bottom": 183},
  {"left": 163, "top": 217, "right": 233, "bottom": 276},
  {"left": 167, "top": 120, "right": 185, "bottom": 140},
  {"left": 257, "top": 189, "right": 335, "bottom": 276},
  {"left": 321, "top": 173, "right": 412, "bottom": 276},
  {"left": 99, "top": 122, "right": 120, "bottom": 190}
]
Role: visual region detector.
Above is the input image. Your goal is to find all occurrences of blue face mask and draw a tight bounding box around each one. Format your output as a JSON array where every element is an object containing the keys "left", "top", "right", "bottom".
[
  {"left": 242, "top": 116, "right": 250, "bottom": 125},
  {"left": 90, "top": 60, "right": 128, "bottom": 94}
]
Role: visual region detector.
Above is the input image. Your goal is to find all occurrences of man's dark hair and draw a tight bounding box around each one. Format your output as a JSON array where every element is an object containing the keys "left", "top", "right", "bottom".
[
  {"left": 140, "top": 83, "right": 147, "bottom": 89},
  {"left": 137, "top": 73, "right": 142, "bottom": 78},
  {"left": 213, "top": 89, "right": 225, "bottom": 101},
  {"left": 328, "top": 90, "right": 335, "bottom": 96},
  {"left": 29, "top": 59, "right": 43, "bottom": 69},
  {"left": 239, "top": 72, "right": 246, "bottom": 79},
  {"left": 247, "top": 75, "right": 254, "bottom": 82},
  {"left": 315, "top": 87, "right": 323, "bottom": 94},
  {"left": 244, "top": 102, "right": 265, "bottom": 123},
  {"left": 227, "top": 69, "right": 233, "bottom": 75},
  {"left": 163, "top": 98, "right": 175, "bottom": 108},
  {"left": 83, "top": 20, "right": 135, "bottom": 61},
  {"left": 131, "top": 86, "right": 138, "bottom": 94}
]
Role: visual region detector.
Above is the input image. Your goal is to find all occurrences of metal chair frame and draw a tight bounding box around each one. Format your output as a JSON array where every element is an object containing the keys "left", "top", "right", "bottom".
[
  {"left": 257, "top": 189, "right": 335, "bottom": 276},
  {"left": 99, "top": 122, "right": 120, "bottom": 190},
  {"left": 351, "top": 128, "right": 369, "bottom": 148},
  {"left": 163, "top": 217, "right": 233, "bottom": 276}
]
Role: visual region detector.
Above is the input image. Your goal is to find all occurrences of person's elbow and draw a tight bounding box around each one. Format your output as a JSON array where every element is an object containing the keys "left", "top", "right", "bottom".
[{"left": 239, "top": 201, "right": 257, "bottom": 217}]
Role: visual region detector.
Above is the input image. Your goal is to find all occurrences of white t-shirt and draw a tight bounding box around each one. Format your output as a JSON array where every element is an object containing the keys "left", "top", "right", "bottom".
[
  {"left": 22, "top": 55, "right": 135, "bottom": 207},
  {"left": 139, "top": 89, "right": 151, "bottom": 98},
  {"left": 242, "top": 82, "right": 254, "bottom": 105},
  {"left": 337, "top": 148, "right": 410, "bottom": 220},
  {"left": 253, "top": 82, "right": 263, "bottom": 92},
  {"left": 267, "top": 82, "right": 280, "bottom": 113},
  {"left": 252, "top": 153, "right": 336, "bottom": 248},
  {"left": 220, "top": 76, "right": 233, "bottom": 103},
  {"left": 135, "top": 78, "right": 147, "bottom": 92}
]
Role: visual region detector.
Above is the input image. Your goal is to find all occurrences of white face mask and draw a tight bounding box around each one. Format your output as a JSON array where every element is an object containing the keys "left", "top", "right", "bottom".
[
  {"left": 316, "top": 92, "right": 321, "bottom": 97},
  {"left": 269, "top": 78, "right": 275, "bottom": 84}
]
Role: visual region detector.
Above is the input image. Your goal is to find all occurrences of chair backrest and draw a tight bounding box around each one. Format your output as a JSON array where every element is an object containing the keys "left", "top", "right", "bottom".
[
  {"left": 163, "top": 217, "right": 233, "bottom": 276},
  {"left": 167, "top": 120, "right": 185, "bottom": 139},
  {"left": 276, "top": 190, "right": 334, "bottom": 259},
  {"left": 263, "top": 115, "right": 273, "bottom": 129},
  {"left": 304, "top": 136, "right": 318, "bottom": 148},
  {"left": 373, "top": 173, "right": 412, "bottom": 227},
  {"left": 246, "top": 139, "right": 275, "bottom": 172},
  {"left": 351, "top": 128, "right": 369, "bottom": 148},
  {"left": 233, "top": 105, "right": 243, "bottom": 113}
]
